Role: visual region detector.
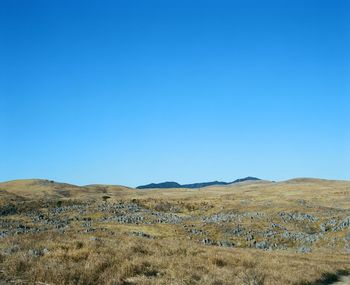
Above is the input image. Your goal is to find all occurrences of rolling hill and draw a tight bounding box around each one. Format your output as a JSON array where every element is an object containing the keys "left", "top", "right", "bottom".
[
  {"left": 0, "top": 177, "right": 350, "bottom": 285},
  {"left": 136, "top": 176, "right": 261, "bottom": 189},
  {"left": 0, "top": 179, "right": 133, "bottom": 201}
]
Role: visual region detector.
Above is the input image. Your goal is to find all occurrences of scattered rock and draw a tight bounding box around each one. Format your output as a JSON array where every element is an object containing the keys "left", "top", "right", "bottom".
[
  {"left": 298, "top": 246, "right": 312, "bottom": 253},
  {"left": 202, "top": 237, "right": 214, "bottom": 245},
  {"left": 28, "top": 248, "right": 44, "bottom": 257},
  {"left": 218, "top": 240, "right": 235, "bottom": 248},
  {"left": 255, "top": 240, "right": 269, "bottom": 250},
  {"left": 129, "top": 231, "right": 153, "bottom": 239},
  {"left": 0, "top": 205, "right": 17, "bottom": 216}
]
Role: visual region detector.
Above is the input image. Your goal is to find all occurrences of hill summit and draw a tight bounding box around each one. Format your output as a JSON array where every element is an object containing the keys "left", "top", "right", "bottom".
[{"left": 136, "top": 176, "right": 261, "bottom": 189}]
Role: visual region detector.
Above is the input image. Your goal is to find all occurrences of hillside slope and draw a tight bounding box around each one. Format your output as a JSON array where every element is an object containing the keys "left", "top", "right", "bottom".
[
  {"left": 0, "top": 177, "right": 350, "bottom": 285},
  {"left": 0, "top": 179, "right": 133, "bottom": 201}
]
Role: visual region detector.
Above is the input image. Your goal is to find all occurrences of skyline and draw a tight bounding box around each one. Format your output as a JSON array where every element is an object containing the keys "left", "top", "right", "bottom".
[{"left": 1, "top": 0, "right": 350, "bottom": 187}]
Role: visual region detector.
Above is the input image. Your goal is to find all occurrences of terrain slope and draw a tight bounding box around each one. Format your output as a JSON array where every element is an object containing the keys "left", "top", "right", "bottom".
[{"left": 0, "top": 178, "right": 349, "bottom": 284}]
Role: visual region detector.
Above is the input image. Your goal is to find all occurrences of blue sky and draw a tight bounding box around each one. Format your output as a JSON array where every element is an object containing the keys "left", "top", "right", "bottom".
[{"left": 1, "top": 0, "right": 349, "bottom": 186}]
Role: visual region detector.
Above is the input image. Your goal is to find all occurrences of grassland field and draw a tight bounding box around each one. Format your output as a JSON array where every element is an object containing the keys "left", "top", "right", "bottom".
[{"left": 0, "top": 178, "right": 350, "bottom": 285}]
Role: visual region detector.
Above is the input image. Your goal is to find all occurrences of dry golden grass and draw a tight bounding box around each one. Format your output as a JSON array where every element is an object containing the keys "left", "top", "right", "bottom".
[
  {"left": 1, "top": 178, "right": 349, "bottom": 212},
  {"left": 0, "top": 179, "right": 132, "bottom": 201},
  {"left": 0, "top": 178, "right": 350, "bottom": 285},
  {"left": 0, "top": 230, "right": 349, "bottom": 285}
]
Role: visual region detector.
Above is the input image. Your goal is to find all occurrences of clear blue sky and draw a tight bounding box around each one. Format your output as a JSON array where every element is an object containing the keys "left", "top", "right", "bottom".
[{"left": 1, "top": 0, "right": 349, "bottom": 187}]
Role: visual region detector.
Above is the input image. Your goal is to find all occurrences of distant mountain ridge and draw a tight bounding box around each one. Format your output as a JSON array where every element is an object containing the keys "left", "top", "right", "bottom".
[{"left": 136, "top": 176, "right": 261, "bottom": 189}]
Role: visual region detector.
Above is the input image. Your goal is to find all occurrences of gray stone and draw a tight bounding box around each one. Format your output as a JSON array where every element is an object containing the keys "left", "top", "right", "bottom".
[
  {"left": 298, "top": 246, "right": 312, "bottom": 253},
  {"left": 218, "top": 240, "right": 235, "bottom": 248},
  {"left": 28, "top": 248, "right": 44, "bottom": 257},
  {"left": 255, "top": 240, "right": 268, "bottom": 250},
  {"left": 202, "top": 237, "right": 213, "bottom": 245}
]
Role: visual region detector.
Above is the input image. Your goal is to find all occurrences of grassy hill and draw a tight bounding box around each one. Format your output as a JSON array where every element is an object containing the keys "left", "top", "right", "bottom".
[
  {"left": 0, "top": 178, "right": 350, "bottom": 284},
  {"left": 0, "top": 179, "right": 133, "bottom": 201}
]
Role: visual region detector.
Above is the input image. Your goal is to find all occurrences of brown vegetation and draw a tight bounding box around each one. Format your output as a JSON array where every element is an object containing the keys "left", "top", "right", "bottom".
[
  {"left": 0, "top": 178, "right": 349, "bottom": 284},
  {"left": 1, "top": 230, "right": 350, "bottom": 285}
]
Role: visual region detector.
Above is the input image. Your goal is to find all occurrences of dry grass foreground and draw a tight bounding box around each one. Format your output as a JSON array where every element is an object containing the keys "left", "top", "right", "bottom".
[{"left": 0, "top": 178, "right": 350, "bottom": 285}]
